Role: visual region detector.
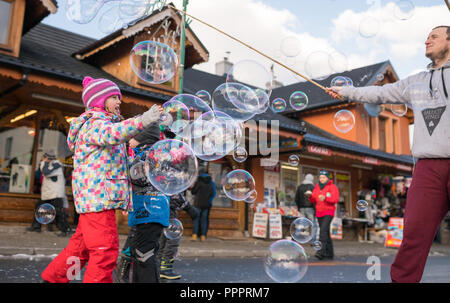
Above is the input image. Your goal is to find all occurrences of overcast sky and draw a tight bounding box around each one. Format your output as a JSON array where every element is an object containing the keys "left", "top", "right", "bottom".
[{"left": 43, "top": 0, "right": 448, "bottom": 86}]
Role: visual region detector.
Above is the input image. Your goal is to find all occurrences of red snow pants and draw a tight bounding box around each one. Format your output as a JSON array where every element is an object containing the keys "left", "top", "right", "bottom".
[
  {"left": 41, "top": 209, "right": 119, "bottom": 283},
  {"left": 390, "top": 159, "right": 450, "bottom": 283}
]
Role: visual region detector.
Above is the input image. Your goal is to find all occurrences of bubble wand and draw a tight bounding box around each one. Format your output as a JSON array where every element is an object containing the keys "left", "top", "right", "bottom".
[{"left": 171, "top": 5, "right": 345, "bottom": 101}]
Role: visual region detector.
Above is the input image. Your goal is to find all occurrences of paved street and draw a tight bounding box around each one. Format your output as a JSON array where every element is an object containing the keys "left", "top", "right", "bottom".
[{"left": 1, "top": 255, "right": 450, "bottom": 283}]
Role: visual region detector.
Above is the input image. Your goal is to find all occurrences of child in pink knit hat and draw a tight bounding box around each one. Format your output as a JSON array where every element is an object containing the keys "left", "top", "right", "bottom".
[{"left": 82, "top": 76, "right": 122, "bottom": 112}]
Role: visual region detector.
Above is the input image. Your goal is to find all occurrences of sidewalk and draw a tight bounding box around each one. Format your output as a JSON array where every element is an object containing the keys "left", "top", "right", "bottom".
[{"left": 1, "top": 225, "right": 450, "bottom": 259}]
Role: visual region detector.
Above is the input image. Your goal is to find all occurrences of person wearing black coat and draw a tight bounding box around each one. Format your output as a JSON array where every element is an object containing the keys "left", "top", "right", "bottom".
[
  {"left": 294, "top": 173, "right": 319, "bottom": 243},
  {"left": 190, "top": 169, "right": 216, "bottom": 242}
]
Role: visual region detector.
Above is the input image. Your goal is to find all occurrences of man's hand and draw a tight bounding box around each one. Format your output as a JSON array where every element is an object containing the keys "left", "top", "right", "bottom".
[
  {"left": 305, "top": 191, "right": 312, "bottom": 198},
  {"left": 319, "top": 194, "right": 325, "bottom": 201},
  {"left": 326, "top": 86, "right": 343, "bottom": 100}
]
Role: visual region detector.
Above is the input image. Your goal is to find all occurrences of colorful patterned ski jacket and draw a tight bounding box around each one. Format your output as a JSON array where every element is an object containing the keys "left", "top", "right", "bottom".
[{"left": 67, "top": 109, "right": 145, "bottom": 214}]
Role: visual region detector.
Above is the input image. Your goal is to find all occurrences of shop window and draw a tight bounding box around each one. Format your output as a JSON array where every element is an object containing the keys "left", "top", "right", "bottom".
[
  {"left": 34, "top": 118, "right": 73, "bottom": 195},
  {"left": 207, "top": 162, "right": 233, "bottom": 208},
  {"left": 280, "top": 163, "right": 299, "bottom": 207},
  {"left": 0, "top": 0, "right": 12, "bottom": 45},
  {"left": 0, "top": 109, "right": 36, "bottom": 194}
]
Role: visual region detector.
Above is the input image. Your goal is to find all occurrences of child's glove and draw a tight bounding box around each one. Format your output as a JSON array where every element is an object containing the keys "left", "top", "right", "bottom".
[{"left": 141, "top": 104, "right": 161, "bottom": 127}]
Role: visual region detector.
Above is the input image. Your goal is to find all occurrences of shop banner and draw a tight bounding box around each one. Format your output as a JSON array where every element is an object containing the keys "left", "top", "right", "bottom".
[
  {"left": 269, "top": 214, "right": 283, "bottom": 239},
  {"left": 330, "top": 217, "right": 343, "bottom": 240},
  {"left": 385, "top": 217, "right": 404, "bottom": 248},
  {"left": 252, "top": 213, "right": 268, "bottom": 238},
  {"left": 307, "top": 145, "right": 331, "bottom": 156}
]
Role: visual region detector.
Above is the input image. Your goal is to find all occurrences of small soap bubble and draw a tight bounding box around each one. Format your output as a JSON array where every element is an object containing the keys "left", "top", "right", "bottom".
[
  {"left": 35, "top": 203, "right": 56, "bottom": 225},
  {"left": 356, "top": 200, "right": 369, "bottom": 212},
  {"left": 312, "top": 241, "right": 322, "bottom": 251},
  {"left": 288, "top": 154, "right": 300, "bottom": 167},
  {"left": 390, "top": 104, "right": 408, "bottom": 117},
  {"left": 289, "top": 91, "right": 308, "bottom": 111},
  {"left": 233, "top": 146, "right": 248, "bottom": 163},
  {"left": 290, "top": 217, "right": 313, "bottom": 244},
  {"left": 164, "top": 218, "right": 184, "bottom": 240},
  {"left": 271, "top": 98, "right": 287, "bottom": 113}
]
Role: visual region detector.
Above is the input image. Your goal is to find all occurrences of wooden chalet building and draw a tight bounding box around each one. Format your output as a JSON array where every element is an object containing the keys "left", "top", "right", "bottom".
[{"left": 0, "top": 1, "right": 414, "bottom": 239}]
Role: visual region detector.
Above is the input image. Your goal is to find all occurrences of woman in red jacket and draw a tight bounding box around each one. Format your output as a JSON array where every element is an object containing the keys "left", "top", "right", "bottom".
[{"left": 309, "top": 170, "right": 339, "bottom": 260}]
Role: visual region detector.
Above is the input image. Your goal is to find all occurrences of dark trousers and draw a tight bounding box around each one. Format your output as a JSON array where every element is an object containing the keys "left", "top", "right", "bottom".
[
  {"left": 31, "top": 198, "right": 70, "bottom": 232},
  {"left": 391, "top": 159, "right": 450, "bottom": 283},
  {"left": 127, "top": 223, "right": 164, "bottom": 283},
  {"left": 193, "top": 207, "right": 210, "bottom": 236},
  {"left": 317, "top": 215, "right": 334, "bottom": 258}
]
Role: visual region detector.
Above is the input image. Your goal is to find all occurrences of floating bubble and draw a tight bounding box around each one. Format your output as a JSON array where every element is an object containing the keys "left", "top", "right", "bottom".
[
  {"left": 130, "top": 41, "right": 178, "bottom": 84},
  {"left": 333, "top": 109, "right": 355, "bottom": 133},
  {"left": 356, "top": 200, "right": 368, "bottom": 212},
  {"left": 254, "top": 89, "right": 271, "bottom": 114},
  {"left": 305, "top": 51, "right": 333, "bottom": 81},
  {"left": 233, "top": 146, "right": 248, "bottom": 163},
  {"left": 390, "top": 104, "right": 408, "bottom": 117},
  {"left": 226, "top": 60, "right": 273, "bottom": 99},
  {"left": 195, "top": 90, "right": 212, "bottom": 105},
  {"left": 364, "top": 103, "right": 383, "bottom": 117},
  {"left": 288, "top": 154, "right": 300, "bottom": 167},
  {"left": 212, "top": 83, "right": 257, "bottom": 122},
  {"left": 290, "top": 217, "right": 313, "bottom": 244},
  {"left": 312, "top": 241, "right": 322, "bottom": 251},
  {"left": 359, "top": 16, "right": 380, "bottom": 38},
  {"left": 393, "top": 0, "right": 415, "bottom": 21},
  {"left": 222, "top": 169, "right": 256, "bottom": 201},
  {"left": 376, "top": 73, "right": 384, "bottom": 82},
  {"left": 280, "top": 36, "right": 302, "bottom": 58},
  {"left": 98, "top": 4, "right": 125, "bottom": 34},
  {"left": 328, "top": 51, "right": 348, "bottom": 74},
  {"left": 244, "top": 190, "right": 257, "bottom": 203},
  {"left": 119, "top": 0, "right": 162, "bottom": 19},
  {"left": 143, "top": 192, "right": 170, "bottom": 215},
  {"left": 164, "top": 218, "right": 184, "bottom": 240},
  {"left": 289, "top": 91, "right": 308, "bottom": 111},
  {"left": 162, "top": 99, "right": 190, "bottom": 134},
  {"left": 271, "top": 98, "right": 287, "bottom": 113},
  {"left": 330, "top": 76, "right": 352, "bottom": 87},
  {"left": 264, "top": 239, "right": 308, "bottom": 283},
  {"left": 343, "top": 76, "right": 353, "bottom": 87},
  {"left": 35, "top": 203, "right": 56, "bottom": 225},
  {"left": 190, "top": 111, "right": 243, "bottom": 162},
  {"left": 145, "top": 139, "right": 198, "bottom": 195},
  {"left": 66, "top": 0, "right": 105, "bottom": 24}
]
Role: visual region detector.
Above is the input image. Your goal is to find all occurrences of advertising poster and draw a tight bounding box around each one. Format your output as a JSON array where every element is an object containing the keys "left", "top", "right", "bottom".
[
  {"left": 269, "top": 214, "right": 282, "bottom": 239},
  {"left": 252, "top": 213, "right": 268, "bottom": 239},
  {"left": 385, "top": 217, "right": 404, "bottom": 248},
  {"left": 9, "top": 164, "right": 31, "bottom": 193}
]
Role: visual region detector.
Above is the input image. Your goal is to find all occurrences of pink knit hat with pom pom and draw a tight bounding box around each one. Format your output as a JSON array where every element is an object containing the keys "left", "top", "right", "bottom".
[{"left": 82, "top": 76, "right": 122, "bottom": 109}]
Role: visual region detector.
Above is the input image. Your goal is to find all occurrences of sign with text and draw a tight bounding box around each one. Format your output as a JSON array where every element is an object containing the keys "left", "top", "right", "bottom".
[
  {"left": 269, "top": 214, "right": 283, "bottom": 239},
  {"left": 363, "top": 157, "right": 380, "bottom": 165},
  {"left": 308, "top": 145, "right": 331, "bottom": 156},
  {"left": 385, "top": 217, "right": 404, "bottom": 248},
  {"left": 396, "top": 164, "right": 412, "bottom": 172},
  {"left": 252, "top": 213, "right": 268, "bottom": 238},
  {"left": 330, "top": 217, "right": 343, "bottom": 240}
]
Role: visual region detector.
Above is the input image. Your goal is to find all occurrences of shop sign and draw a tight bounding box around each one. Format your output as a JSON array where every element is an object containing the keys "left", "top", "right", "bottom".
[
  {"left": 280, "top": 137, "right": 298, "bottom": 148},
  {"left": 385, "top": 217, "right": 404, "bottom": 248},
  {"left": 261, "top": 158, "right": 280, "bottom": 172},
  {"left": 269, "top": 214, "right": 282, "bottom": 239},
  {"left": 396, "top": 164, "right": 412, "bottom": 172},
  {"left": 307, "top": 145, "right": 331, "bottom": 156},
  {"left": 252, "top": 213, "right": 268, "bottom": 238},
  {"left": 336, "top": 173, "right": 350, "bottom": 181},
  {"left": 363, "top": 157, "right": 380, "bottom": 165}
]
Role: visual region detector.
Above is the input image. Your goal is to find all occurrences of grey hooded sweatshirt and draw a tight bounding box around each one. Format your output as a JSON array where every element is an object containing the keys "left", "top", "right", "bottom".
[{"left": 340, "top": 60, "right": 450, "bottom": 159}]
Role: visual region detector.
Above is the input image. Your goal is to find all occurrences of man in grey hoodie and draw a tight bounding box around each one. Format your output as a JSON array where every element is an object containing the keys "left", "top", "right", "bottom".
[{"left": 327, "top": 25, "right": 450, "bottom": 283}]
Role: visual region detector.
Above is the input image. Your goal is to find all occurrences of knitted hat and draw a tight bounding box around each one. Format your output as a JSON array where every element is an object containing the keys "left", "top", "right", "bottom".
[
  {"left": 319, "top": 169, "right": 330, "bottom": 178},
  {"left": 82, "top": 76, "right": 122, "bottom": 109},
  {"left": 44, "top": 150, "right": 56, "bottom": 160}
]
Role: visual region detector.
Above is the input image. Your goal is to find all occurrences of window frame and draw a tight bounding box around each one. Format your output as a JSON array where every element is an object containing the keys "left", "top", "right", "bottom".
[
  {"left": 0, "top": 0, "right": 14, "bottom": 49},
  {"left": 0, "top": 0, "right": 25, "bottom": 57}
]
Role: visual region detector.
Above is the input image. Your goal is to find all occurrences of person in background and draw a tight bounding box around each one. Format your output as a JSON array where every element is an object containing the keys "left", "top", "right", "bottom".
[
  {"left": 309, "top": 170, "right": 340, "bottom": 260},
  {"left": 190, "top": 169, "right": 216, "bottom": 242},
  {"left": 27, "top": 151, "right": 71, "bottom": 236},
  {"left": 294, "top": 173, "right": 319, "bottom": 243},
  {"left": 327, "top": 25, "right": 449, "bottom": 282}
]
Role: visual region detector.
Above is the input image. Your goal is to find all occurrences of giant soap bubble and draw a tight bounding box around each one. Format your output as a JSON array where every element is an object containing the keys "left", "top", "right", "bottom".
[
  {"left": 264, "top": 239, "right": 309, "bottom": 283},
  {"left": 35, "top": 203, "right": 56, "bottom": 225},
  {"left": 212, "top": 83, "right": 258, "bottom": 122},
  {"left": 130, "top": 41, "right": 178, "bottom": 84},
  {"left": 145, "top": 139, "right": 198, "bottom": 195}
]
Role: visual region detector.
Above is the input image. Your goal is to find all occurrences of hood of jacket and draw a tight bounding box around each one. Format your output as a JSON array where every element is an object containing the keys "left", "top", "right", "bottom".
[
  {"left": 67, "top": 109, "right": 116, "bottom": 152},
  {"left": 198, "top": 173, "right": 212, "bottom": 184}
]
